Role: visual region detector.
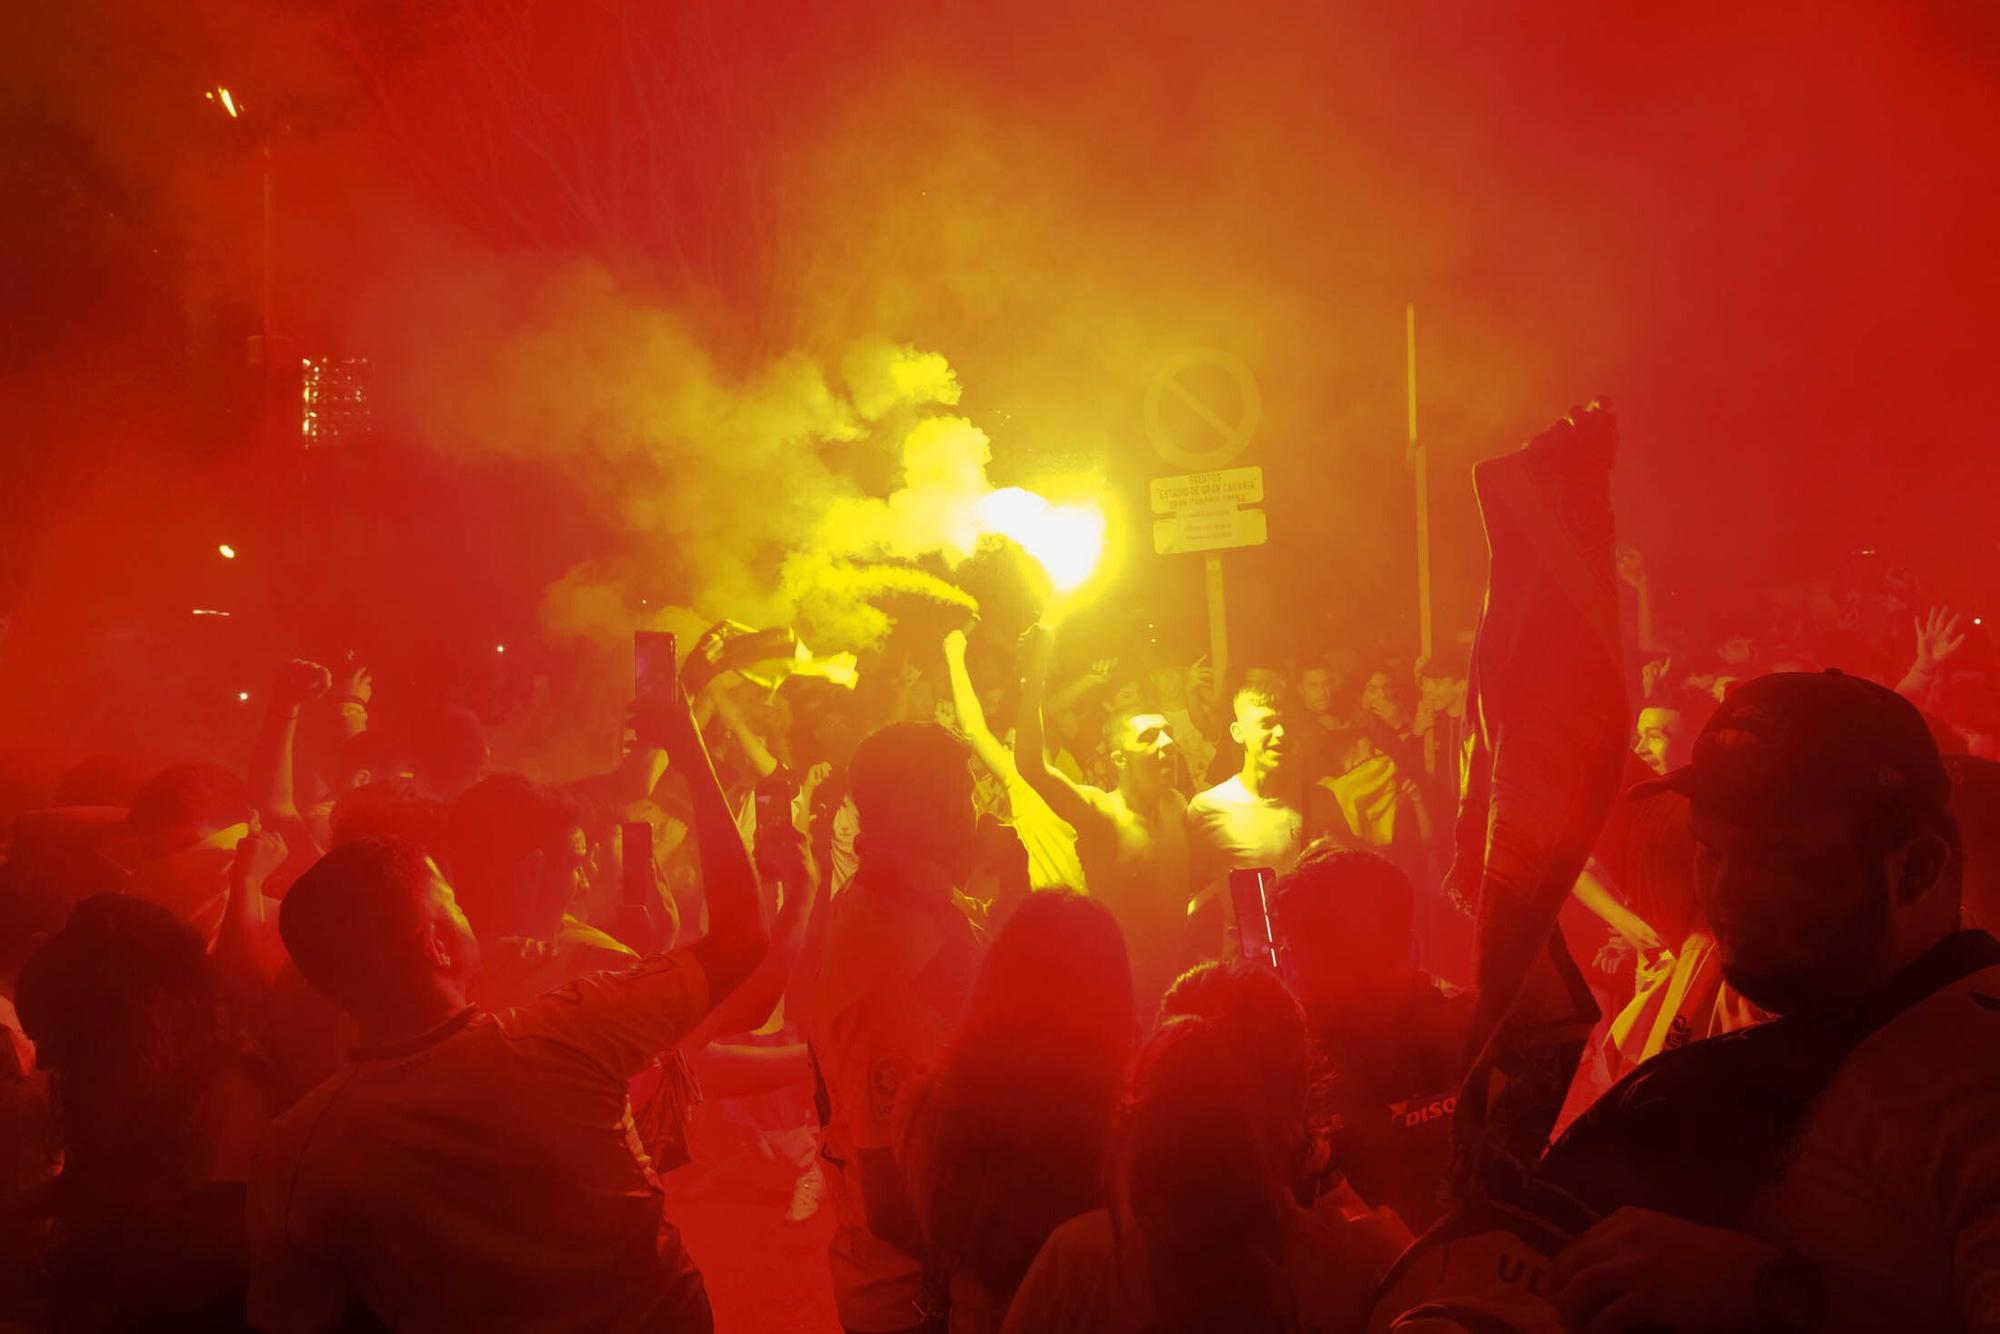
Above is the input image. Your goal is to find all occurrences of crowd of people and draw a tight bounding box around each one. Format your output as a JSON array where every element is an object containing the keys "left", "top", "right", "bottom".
[{"left": 2, "top": 431, "right": 1998, "bottom": 1331}]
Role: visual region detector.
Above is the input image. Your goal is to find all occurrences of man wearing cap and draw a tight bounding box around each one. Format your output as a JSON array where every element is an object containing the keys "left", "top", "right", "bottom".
[{"left": 1545, "top": 671, "right": 2000, "bottom": 1332}]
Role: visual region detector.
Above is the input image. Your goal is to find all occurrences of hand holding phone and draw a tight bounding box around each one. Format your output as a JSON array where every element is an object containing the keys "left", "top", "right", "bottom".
[
  {"left": 632, "top": 631, "right": 694, "bottom": 755},
  {"left": 1228, "top": 866, "right": 1280, "bottom": 968}
]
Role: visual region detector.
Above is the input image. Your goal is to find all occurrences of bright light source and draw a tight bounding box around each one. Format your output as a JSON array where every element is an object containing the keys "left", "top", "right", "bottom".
[
  {"left": 495, "top": 644, "right": 507, "bottom": 654},
  {"left": 191, "top": 608, "right": 233, "bottom": 618},
  {"left": 976, "top": 487, "right": 1107, "bottom": 593},
  {"left": 1977, "top": 617, "right": 1985, "bottom": 627},
  {"left": 237, "top": 690, "right": 251, "bottom": 702},
  {"left": 218, "top": 543, "right": 236, "bottom": 559},
  {"left": 218, "top": 87, "right": 239, "bottom": 118}
]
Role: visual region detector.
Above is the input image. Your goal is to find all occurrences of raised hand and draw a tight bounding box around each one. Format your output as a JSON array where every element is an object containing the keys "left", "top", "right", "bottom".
[
  {"left": 273, "top": 659, "right": 333, "bottom": 713},
  {"left": 1640, "top": 656, "right": 1673, "bottom": 699},
  {"left": 232, "top": 821, "right": 290, "bottom": 889},
  {"left": 1185, "top": 654, "right": 1215, "bottom": 700},
  {"left": 1914, "top": 606, "right": 1968, "bottom": 671},
  {"left": 336, "top": 660, "right": 373, "bottom": 706}
]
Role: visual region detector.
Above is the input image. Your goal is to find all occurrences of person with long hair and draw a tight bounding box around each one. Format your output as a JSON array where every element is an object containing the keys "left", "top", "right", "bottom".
[
  {"left": 895, "top": 889, "right": 1135, "bottom": 1332},
  {"left": 1002, "top": 962, "right": 1398, "bottom": 1334},
  {"left": 14, "top": 893, "right": 277, "bottom": 1332}
]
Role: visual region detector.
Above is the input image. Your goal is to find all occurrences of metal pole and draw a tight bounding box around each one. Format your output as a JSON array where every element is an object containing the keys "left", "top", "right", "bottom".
[
  {"left": 1204, "top": 552, "right": 1229, "bottom": 684},
  {"left": 1408, "top": 303, "right": 1433, "bottom": 665},
  {"left": 261, "top": 138, "right": 273, "bottom": 347}
]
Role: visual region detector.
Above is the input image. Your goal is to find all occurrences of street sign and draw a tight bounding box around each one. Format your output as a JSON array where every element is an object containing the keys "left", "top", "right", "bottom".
[
  {"left": 1144, "top": 349, "right": 1261, "bottom": 469},
  {"left": 1149, "top": 465, "right": 1265, "bottom": 515},
  {"left": 1152, "top": 503, "right": 1269, "bottom": 555}
]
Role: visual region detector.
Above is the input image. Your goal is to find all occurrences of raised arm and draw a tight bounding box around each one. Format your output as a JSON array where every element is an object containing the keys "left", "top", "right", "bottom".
[
  {"left": 640, "top": 676, "right": 768, "bottom": 1003},
  {"left": 1570, "top": 858, "right": 1664, "bottom": 956},
  {"left": 689, "top": 765, "right": 828, "bottom": 1043},
  {"left": 216, "top": 821, "right": 291, "bottom": 997},
  {"left": 249, "top": 659, "right": 330, "bottom": 824},
  {"left": 942, "top": 628, "right": 1013, "bottom": 780},
  {"left": 1897, "top": 606, "right": 1966, "bottom": 714},
  {"left": 1617, "top": 546, "right": 1669, "bottom": 657},
  {"left": 707, "top": 678, "right": 780, "bottom": 779},
  {"left": 331, "top": 661, "right": 372, "bottom": 743},
  {"left": 1013, "top": 624, "right": 1098, "bottom": 826}
]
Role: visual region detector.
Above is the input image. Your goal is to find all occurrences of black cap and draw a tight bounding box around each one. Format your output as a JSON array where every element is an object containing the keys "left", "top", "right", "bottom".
[{"left": 1634, "top": 670, "right": 1950, "bottom": 826}]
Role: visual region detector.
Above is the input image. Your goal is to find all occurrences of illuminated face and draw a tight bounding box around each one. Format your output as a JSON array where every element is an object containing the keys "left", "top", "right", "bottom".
[
  {"left": 1633, "top": 706, "right": 1685, "bottom": 776},
  {"left": 422, "top": 865, "right": 483, "bottom": 984},
  {"left": 1362, "top": 671, "right": 1399, "bottom": 722},
  {"left": 533, "top": 827, "right": 592, "bottom": 930},
  {"left": 1114, "top": 712, "right": 1176, "bottom": 782},
  {"left": 1692, "top": 805, "right": 1892, "bottom": 1015},
  {"left": 1232, "top": 698, "right": 1288, "bottom": 772},
  {"left": 1299, "top": 668, "right": 1332, "bottom": 717}
]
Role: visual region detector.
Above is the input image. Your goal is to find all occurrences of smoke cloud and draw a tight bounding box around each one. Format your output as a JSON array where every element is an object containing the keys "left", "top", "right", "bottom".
[{"left": 5, "top": 0, "right": 1998, "bottom": 780}]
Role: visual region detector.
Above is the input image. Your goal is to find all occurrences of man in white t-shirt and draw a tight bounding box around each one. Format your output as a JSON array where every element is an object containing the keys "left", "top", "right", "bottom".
[{"left": 1185, "top": 682, "right": 1303, "bottom": 959}]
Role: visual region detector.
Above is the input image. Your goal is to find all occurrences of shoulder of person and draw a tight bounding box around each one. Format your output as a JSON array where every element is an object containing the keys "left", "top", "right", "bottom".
[
  {"left": 1834, "top": 960, "right": 2000, "bottom": 1108},
  {"left": 1187, "top": 780, "right": 1237, "bottom": 811}
]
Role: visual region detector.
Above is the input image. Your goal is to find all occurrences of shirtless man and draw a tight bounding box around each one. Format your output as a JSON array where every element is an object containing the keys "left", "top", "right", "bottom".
[{"left": 1015, "top": 624, "right": 1190, "bottom": 1007}]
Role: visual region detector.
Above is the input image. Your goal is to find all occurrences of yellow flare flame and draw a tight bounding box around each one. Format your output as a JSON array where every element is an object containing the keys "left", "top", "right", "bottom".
[{"left": 975, "top": 488, "right": 1107, "bottom": 593}]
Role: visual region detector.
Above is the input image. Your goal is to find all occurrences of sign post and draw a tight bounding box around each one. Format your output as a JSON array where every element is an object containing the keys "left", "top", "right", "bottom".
[
  {"left": 1150, "top": 465, "right": 1269, "bottom": 682},
  {"left": 1204, "top": 554, "right": 1229, "bottom": 681},
  {"left": 1409, "top": 303, "right": 1433, "bottom": 666},
  {"left": 1145, "top": 352, "right": 1264, "bottom": 681},
  {"left": 1408, "top": 303, "right": 1437, "bottom": 779}
]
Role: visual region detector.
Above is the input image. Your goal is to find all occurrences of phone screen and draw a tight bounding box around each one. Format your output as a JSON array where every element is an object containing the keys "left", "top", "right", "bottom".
[
  {"left": 1228, "top": 866, "right": 1279, "bottom": 968},
  {"left": 634, "top": 630, "right": 677, "bottom": 704}
]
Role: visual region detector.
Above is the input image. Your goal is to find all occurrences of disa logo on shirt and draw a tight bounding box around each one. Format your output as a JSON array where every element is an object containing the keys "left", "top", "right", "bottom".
[{"left": 1389, "top": 1094, "right": 1457, "bottom": 1129}]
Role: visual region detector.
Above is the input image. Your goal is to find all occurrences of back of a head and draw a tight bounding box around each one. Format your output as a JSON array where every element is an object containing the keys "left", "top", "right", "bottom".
[
  {"left": 965, "top": 889, "right": 1133, "bottom": 1037},
  {"left": 447, "top": 773, "right": 580, "bottom": 938},
  {"left": 15, "top": 894, "right": 231, "bottom": 1207},
  {"left": 1122, "top": 1015, "right": 1295, "bottom": 1334},
  {"left": 1274, "top": 846, "right": 1414, "bottom": 984},
  {"left": 126, "top": 762, "right": 250, "bottom": 848},
  {"left": 52, "top": 752, "right": 153, "bottom": 808},
  {"left": 16, "top": 894, "right": 217, "bottom": 1072},
  {"left": 1159, "top": 959, "right": 1309, "bottom": 1099},
  {"left": 849, "top": 721, "right": 972, "bottom": 865},
  {"left": 332, "top": 777, "right": 451, "bottom": 864},
  {"left": 281, "top": 837, "right": 435, "bottom": 1018},
  {"left": 910, "top": 892, "right": 1134, "bottom": 1298}
]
